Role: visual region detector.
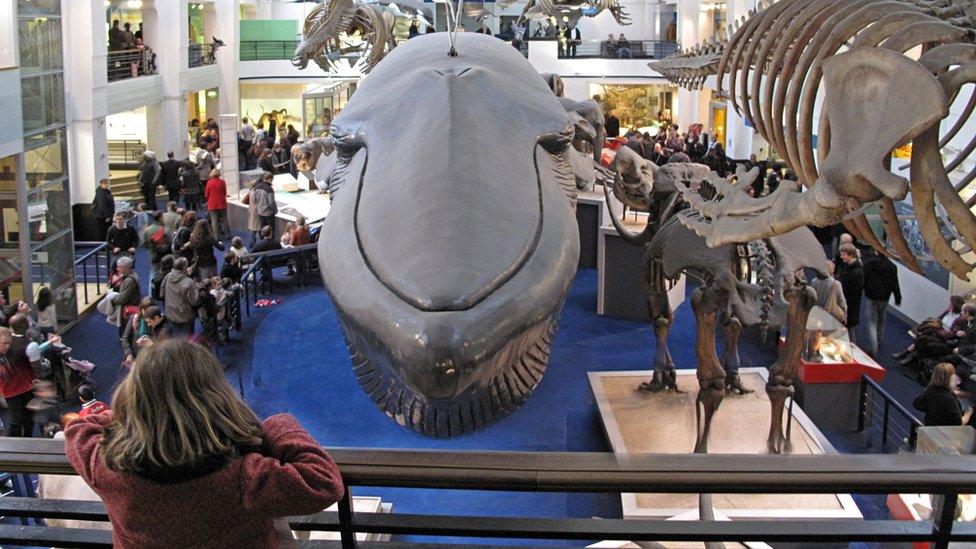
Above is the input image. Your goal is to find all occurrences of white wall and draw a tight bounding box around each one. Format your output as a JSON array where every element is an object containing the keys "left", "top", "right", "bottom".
[
  {"left": 106, "top": 107, "right": 148, "bottom": 141},
  {"left": 527, "top": 39, "right": 666, "bottom": 78}
]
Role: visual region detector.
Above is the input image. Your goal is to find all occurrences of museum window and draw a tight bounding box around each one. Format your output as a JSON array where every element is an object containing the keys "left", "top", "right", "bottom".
[
  {"left": 21, "top": 73, "right": 65, "bottom": 134},
  {"left": 17, "top": 0, "right": 74, "bottom": 325},
  {"left": 17, "top": 0, "right": 58, "bottom": 17},
  {"left": 19, "top": 14, "right": 62, "bottom": 74},
  {"left": 23, "top": 127, "right": 67, "bottom": 190}
]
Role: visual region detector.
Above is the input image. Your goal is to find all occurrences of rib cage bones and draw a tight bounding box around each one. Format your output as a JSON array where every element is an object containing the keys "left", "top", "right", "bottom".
[{"left": 649, "top": 0, "right": 976, "bottom": 280}]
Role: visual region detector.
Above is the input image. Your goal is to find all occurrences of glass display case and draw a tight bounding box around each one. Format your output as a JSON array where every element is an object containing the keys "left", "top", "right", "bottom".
[{"left": 803, "top": 306, "right": 854, "bottom": 363}]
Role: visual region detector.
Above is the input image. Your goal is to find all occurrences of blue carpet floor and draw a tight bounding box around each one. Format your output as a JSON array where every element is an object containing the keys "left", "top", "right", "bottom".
[{"left": 61, "top": 244, "right": 927, "bottom": 544}]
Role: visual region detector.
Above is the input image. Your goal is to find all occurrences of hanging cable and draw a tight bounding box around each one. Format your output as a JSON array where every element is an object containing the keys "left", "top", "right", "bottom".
[{"left": 445, "top": 0, "right": 464, "bottom": 56}]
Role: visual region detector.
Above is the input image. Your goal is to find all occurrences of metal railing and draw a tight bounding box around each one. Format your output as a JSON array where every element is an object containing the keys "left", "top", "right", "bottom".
[
  {"left": 106, "top": 48, "right": 157, "bottom": 82},
  {"left": 238, "top": 243, "right": 319, "bottom": 317},
  {"left": 107, "top": 140, "right": 147, "bottom": 168},
  {"left": 859, "top": 374, "right": 924, "bottom": 453},
  {"left": 188, "top": 43, "right": 217, "bottom": 68},
  {"left": 239, "top": 40, "right": 300, "bottom": 61},
  {"left": 72, "top": 242, "right": 110, "bottom": 305},
  {"left": 558, "top": 39, "right": 679, "bottom": 59},
  {"left": 1, "top": 439, "right": 976, "bottom": 547}
]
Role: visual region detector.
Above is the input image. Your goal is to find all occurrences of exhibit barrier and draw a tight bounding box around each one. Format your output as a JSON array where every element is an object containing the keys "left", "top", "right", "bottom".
[
  {"left": 239, "top": 243, "right": 319, "bottom": 317},
  {"left": 106, "top": 48, "right": 157, "bottom": 82},
  {"left": 0, "top": 439, "right": 974, "bottom": 547},
  {"left": 240, "top": 40, "right": 301, "bottom": 61},
  {"left": 72, "top": 242, "right": 110, "bottom": 306},
  {"left": 859, "top": 374, "right": 923, "bottom": 453},
  {"left": 189, "top": 43, "right": 217, "bottom": 68},
  {"left": 559, "top": 40, "right": 679, "bottom": 59}
]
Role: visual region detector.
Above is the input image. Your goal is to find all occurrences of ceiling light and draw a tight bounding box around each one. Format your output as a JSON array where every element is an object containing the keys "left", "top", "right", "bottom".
[{"left": 126, "top": 0, "right": 143, "bottom": 8}]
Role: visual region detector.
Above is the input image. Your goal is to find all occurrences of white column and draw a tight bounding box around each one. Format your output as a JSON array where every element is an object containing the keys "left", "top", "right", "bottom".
[
  {"left": 215, "top": 0, "right": 241, "bottom": 119},
  {"left": 675, "top": 0, "right": 702, "bottom": 128},
  {"left": 62, "top": 0, "right": 108, "bottom": 205},
  {"left": 150, "top": 0, "right": 189, "bottom": 157},
  {"left": 255, "top": 0, "right": 273, "bottom": 19},
  {"left": 722, "top": 0, "right": 754, "bottom": 158}
]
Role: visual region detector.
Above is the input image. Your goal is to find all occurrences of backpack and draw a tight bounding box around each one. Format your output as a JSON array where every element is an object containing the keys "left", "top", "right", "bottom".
[{"left": 149, "top": 225, "right": 169, "bottom": 252}]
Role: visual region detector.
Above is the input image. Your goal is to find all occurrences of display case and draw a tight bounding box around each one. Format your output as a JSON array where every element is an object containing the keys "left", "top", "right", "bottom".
[
  {"left": 796, "top": 306, "right": 884, "bottom": 383},
  {"left": 803, "top": 306, "right": 854, "bottom": 363}
]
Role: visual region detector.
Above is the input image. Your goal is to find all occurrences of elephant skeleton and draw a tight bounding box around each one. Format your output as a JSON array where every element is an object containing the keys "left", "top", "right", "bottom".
[{"left": 649, "top": 0, "right": 976, "bottom": 281}]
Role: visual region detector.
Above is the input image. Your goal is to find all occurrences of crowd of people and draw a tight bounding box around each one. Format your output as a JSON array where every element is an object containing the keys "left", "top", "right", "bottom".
[{"left": 238, "top": 117, "right": 301, "bottom": 177}]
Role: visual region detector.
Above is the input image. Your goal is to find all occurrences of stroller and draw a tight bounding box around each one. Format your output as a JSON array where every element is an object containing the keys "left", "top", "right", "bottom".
[{"left": 42, "top": 344, "right": 97, "bottom": 403}]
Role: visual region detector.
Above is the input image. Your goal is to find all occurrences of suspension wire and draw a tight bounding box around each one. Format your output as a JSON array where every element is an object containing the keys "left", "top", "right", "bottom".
[{"left": 445, "top": 0, "right": 464, "bottom": 56}]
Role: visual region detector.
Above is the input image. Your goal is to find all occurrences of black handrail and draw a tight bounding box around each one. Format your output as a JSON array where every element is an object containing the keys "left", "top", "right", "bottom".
[
  {"left": 1, "top": 438, "right": 976, "bottom": 547},
  {"left": 72, "top": 242, "right": 110, "bottom": 305},
  {"left": 239, "top": 40, "right": 300, "bottom": 61},
  {"left": 859, "top": 374, "right": 924, "bottom": 452}
]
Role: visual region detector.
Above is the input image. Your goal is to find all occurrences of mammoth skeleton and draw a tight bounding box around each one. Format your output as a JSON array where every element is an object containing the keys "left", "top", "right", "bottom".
[
  {"left": 293, "top": 0, "right": 432, "bottom": 74},
  {"left": 301, "top": 33, "right": 584, "bottom": 437},
  {"left": 650, "top": 0, "right": 976, "bottom": 281}
]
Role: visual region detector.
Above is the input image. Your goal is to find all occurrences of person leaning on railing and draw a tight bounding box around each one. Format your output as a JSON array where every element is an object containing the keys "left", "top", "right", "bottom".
[{"left": 64, "top": 339, "right": 345, "bottom": 548}]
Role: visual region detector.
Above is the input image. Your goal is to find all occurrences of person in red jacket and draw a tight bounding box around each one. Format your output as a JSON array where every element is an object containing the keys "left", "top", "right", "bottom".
[
  {"left": 64, "top": 340, "right": 344, "bottom": 548},
  {"left": 204, "top": 169, "right": 230, "bottom": 241}
]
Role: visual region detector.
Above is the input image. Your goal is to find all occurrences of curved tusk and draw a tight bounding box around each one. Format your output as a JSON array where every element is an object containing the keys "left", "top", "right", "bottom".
[{"left": 603, "top": 181, "right": 656, "bottom": 245}]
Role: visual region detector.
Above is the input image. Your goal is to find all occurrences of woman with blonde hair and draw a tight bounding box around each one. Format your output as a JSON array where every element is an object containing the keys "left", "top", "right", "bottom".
[
  {"left": 913, "top": 362, "right": 971, "bottom": 426},
  {"left": 65, "top": 340, "right": 344, "bottom": 548}
]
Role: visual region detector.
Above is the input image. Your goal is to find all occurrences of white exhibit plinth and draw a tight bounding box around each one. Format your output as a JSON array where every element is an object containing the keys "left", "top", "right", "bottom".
[{"left": 588, "top": 368, "right": 862, "bottom": 522}]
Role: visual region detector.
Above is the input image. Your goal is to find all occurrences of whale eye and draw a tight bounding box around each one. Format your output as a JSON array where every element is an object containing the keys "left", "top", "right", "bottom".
[
  {"left": 333, "top": 132, "right": 364, "bottom": 157},
  {"left": 537, "top": 124, "right": 574, "bottom": 155}
]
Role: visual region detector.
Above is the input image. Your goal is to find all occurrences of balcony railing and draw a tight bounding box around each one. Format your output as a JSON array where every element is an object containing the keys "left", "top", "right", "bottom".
[
  {"left": 188, "top": 43, "right": 217, "bottom": 68},
  {"left": 106, "top": 48, "right": 157, "bottom": 82},
  {"left": 2, "top": 438, "right": 976, "bottom": 547},
  {"left": 558, "top": 39, "right": 679, "bottom": 59},
  {"left": 240, "top": 40, "right": 300, "bottom": 61}
]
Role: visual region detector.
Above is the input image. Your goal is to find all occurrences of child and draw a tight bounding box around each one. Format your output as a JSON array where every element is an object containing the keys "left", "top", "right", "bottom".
[
  {"left": 228, "top": 236, "right": 248, "bottom": 261},
  {"left": 35, "top": 287, "right": 57, "bottom": 337},
  {"left": 280, "top": 222, "right": 295, "bottom": 249},
  {"left": 63, "top": 340, "right": 344, "bottom": 547},
  {"left": 77, "top": 384, "right": 109, "bottom": 418},
  {"left": 220, "top": 252, "right": 242, "bottom": 283}
]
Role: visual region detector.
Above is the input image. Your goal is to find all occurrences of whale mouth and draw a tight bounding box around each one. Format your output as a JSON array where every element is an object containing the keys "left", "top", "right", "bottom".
[{"left": 341, "top": 317, "right": 558, "bottom": 438}]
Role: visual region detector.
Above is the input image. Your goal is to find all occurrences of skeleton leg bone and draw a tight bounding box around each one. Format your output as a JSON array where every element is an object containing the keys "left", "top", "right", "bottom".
[
  {"left": 692, "top": 283, "right": 727, "bottom": 455},
  {"left": 692, "top": 283, "right": 728, "bottom": 549},
  {"left": 721, "top": 316, "right": 753, "bottom": 395},
  {"left": 766, "top": 279, "right": 816, "bottom": 455}
]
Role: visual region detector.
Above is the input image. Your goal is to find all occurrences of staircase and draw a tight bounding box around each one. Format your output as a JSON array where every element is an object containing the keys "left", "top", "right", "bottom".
[{"left": 108, "top": 170, "right": 142, "bottom": 201}]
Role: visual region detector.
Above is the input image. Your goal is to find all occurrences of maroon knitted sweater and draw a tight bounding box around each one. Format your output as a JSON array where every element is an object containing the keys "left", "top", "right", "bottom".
[{"left": 65, "top": 413, "right": 344, "bottom": 548}]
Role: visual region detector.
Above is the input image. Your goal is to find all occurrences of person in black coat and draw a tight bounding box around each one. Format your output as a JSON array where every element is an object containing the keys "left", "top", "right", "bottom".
[
  {"left": 91, "top": 178, "right": 115, "bottom": 240},
  {"left": 913, "top": 362, "right": 967, "bottom": 426},
  {"left": 605, "top": 112, "right": 620, "bottom": 138},
  {"left": 862, "top": 248, "right": 902, "bottom": 357},
  {"left": 106, "top": 213, "right": 138, "bottom": 257},
  {"left": 137, "top": 151, "right": 161, "bottom": 211},
  {"left": 160, "top": 151, "right": 183, "bottom": 205},
  {"left": 836, "top": 243, "right": 864, "bottom": 343}
]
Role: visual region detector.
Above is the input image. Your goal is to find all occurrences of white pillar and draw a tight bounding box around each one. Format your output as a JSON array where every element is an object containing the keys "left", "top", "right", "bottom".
[
  {"left": 215, "top": 0, "right": 241, "bottom": 119},
  {"left": 255, "top": 0, "right": 273, "bottom": 19},
  {"left": 62, "top": 0, "right": 108, "bottom": 205},
  {"left": 675, "top": 0, "right": 702, "bottom": 128},
  {"left": 150, "top": 0, "right": 189, "bottom": 157},
  {"left": 722, "top": 0, "right": 755, "bottom": 158}
]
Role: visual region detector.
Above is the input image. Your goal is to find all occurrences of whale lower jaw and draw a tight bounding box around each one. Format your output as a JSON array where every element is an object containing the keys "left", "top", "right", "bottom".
[{"left": 340, "top": 317, "right": 559, "bottom": 438}]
